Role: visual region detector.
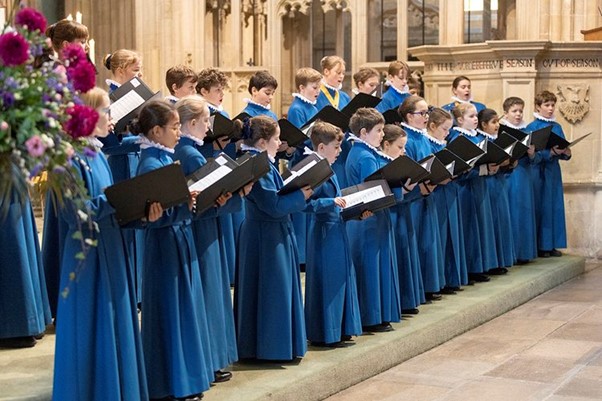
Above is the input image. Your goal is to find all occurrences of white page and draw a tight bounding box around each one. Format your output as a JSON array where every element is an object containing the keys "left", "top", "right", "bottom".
[
  {"left": 188, "top": 165, "right": 232, "bottom": 192},
  {"left": 282, "top": 159, "right": 318, "bottom": 186},
  {"left": 342, "top": 185, "right": 386, "bottom": 208},
  {"left": 110, "top": 91, "right": 146, "bottom": 122}
]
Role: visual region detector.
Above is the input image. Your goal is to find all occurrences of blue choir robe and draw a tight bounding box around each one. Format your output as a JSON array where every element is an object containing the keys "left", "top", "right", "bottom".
[
  {"left": 0, "top": 194, "right": 51, "bottom": 338},
  {"left": 303, "top": 174, "right": 362, "bottom": 343},
  {"left": 502, "top": 122, "right": 538, "bottom": 261},
  {"left": 234, "top": 150, "right": 308, "bottom": 360},
  {"left": 242, "top": 101, "right": 278, "bottom": 121},
  {"left": 403, "top": 125, "right": 445, "bottom": 292},
  {"left": 316, "top": 84, "right": 351, "bottom": 111},
  {"left": 287, "top": 95, "right": 318, "bottom": 128},
  {"left": 481, "top": 131, "right": 516, "bottom": 267},
  {"left": 137, "top": 147, "right": 213, "bottom": 398},
  {"left": 526, "top": 117, "right": 570, "bottom": 251},
  {"left": 375, "top": 86, "right": 410, "bottom": 113},
  {"left": 345, "top": 141, "right": 401, "bottom": 326},
  {"left": 52, "top": 150, "right": 147, "bottom": 401},
  {"left": 174, "top": 136, "right": 239, "bottom": 371},
  {"left": 447, "top": 127, "right": 498, "bottom": 272},
  {"left": 331, "top": 133, "right": 354, "bottom": 189},
  {"left": 442, "top": 99, "right": 487, "bottom": 114},
  {"left": 427, "top": 138, "right": 468, "bottom": 288}
]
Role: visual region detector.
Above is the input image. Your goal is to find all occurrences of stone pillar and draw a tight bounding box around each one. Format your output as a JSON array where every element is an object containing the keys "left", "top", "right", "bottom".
[
  {"left": 438, "top": 0, "right": 464, "bottom": 45},
  {"left": 350, "top": 0, "right": 368, "bottom": 71}
]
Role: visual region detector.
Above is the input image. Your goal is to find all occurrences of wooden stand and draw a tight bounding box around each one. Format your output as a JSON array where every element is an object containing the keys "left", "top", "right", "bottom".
[{"left": 581, "top": 27, "right": 602, "bottom": 41}]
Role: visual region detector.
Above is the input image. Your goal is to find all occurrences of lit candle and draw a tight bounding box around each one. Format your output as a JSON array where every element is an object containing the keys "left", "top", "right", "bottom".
[
  {"left": 0, "top": 8, "right": 5, "bottom": 30},
  {"left": 76, "top": 11, "right": 82, "bottom": 24},
  {"left": 88, "top": 39, "right": 95, "bottom": 64},
  {"left": 66, "top": 13, "right": 73, "bottom": 21}
]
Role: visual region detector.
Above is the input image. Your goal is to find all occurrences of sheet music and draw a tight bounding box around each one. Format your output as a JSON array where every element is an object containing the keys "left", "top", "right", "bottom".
[
  {"left": 110, "top": 91, "right": 146, "bottom": 122},
  {"left": 282, "top": 160, "right": 318, "bottom": 186},
  {"left": 188, "top": 165, "right": 233, "bottom": 192},
  {"left": 342, "top": 186, "right": 386, "bottom": 208}
]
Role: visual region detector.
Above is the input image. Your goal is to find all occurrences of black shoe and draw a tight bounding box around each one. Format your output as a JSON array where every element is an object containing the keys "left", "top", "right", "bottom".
[
  {"left": 340, "top": 334, "right": 353, "bottom": 341},
  {"left": 310, "top": 340, "right": 346, "bottom": 348},
  {"left": 0, "top": 336, "right": 36, "bottom": 348},
  {"left": 550, "top": 249, "right": 562, "bottom": 257},
  {"left": 440, "top": 287, "right": 457, "bottom": 295},
  {"left": 213, "top": 370, "right": 232, "bottom": 383},
  {"left": 33, "top": 332, "right": 45, "bottom": 340},
  {"left": 487, "top": 267, "right": 508, "bottom": 275},
  {"left": 468, "top": 273, "right": 490, "bottom": 282},
  {"left": 300, "top": 263, "right": 306, "bottom": 273},
  {"left": 363, "top": 323, "right": 394, "bottom": 333},
  {"left": 516, "top": 259, "right": 530, "bottom": 265},
  {"left": 402, "top": 308, "right": 420, "bottom": 315},
  {"left": 538, "top": 250, "right": 551, "bottom": 258},
  {"left": 425, "top": 292, "right": 442, "bottom": 301}
]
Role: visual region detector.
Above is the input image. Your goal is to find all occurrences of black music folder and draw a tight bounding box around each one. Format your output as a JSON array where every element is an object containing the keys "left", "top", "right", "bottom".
[
  {"left": 188, "top": 152, "right": 270, "bottom": 214},
  {"left": 364, "top": 155, "right": 430, "bottom": 187},
  {"left": 340, "top": 179, "right": 396, "bottom": 221},
  {"left": 475, "top": 140, "right": 512, "bottom": 165},
  {"left": 418, "top": 154, "right": 455, "bottom": 185},
  {"left": 434, "top": 149, "right": 472, "bottom": 176},
  {"left": 529, "top": 126, "right": 553, "bottom": 151},
  {"left": 446, "top": 135, "right": 486, "bottom": 165},
  {"left": 105, "top": 163, "right": 189, "bottom": 226},
  {"left": 494, "top": 132, "right": 525, "bottom": 159},
  {"left": 109, "top": 77, "right": 160, "bottom": 133},
  {"left": 341, "top": 93, "right": 382, "bottom": 117},
  {"left": 301, "top": 106, "right": 350, "bottom": 134},
  {"left": 278, "top": 119, "right": 309, "bottom": 148},
  {"left": 205, "top": 112, "right": 240, "bottom": 143},
  {"left": 279, "top": 153, "right": 334, "bottom": 195},
  {"left": 382, "top": 108, "right": 403, "bottom": 125},
  {"left": 547, "top": 131, "right": 592, "bottom": 149},
  {"left": 498, "top": 128, "right": 531, "bottom": 158}
]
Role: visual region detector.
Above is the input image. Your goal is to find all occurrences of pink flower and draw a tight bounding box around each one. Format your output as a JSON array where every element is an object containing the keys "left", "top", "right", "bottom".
[
  {"left": 0, "top": 32, "right": 30, "bottom": 66},
  {"left": 63, "top": 105, "right": 99, "bottom": 138},
  {"left": 67, "top": 62, "right": 96, "bottom": 93},
  {"left": 15, "top": 8, "right": 47, "bottom": 33},
  {"left": 53, "top": 64, "right": 68, "bottom": 84},
  {"left": 0, "top": 121, "right": 8, "bottom": 131},
  {"left": 25, "top": 135, "right": 47, "bottom": 157},
  {"left": 61, "top": 43, "right": 87, "bottom": 67}
]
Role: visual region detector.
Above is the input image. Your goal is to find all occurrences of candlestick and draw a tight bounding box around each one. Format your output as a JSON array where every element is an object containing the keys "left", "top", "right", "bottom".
[
  {"left": 88, "top": 39, "right": 95, "bottom": 65},
  {"left": 75, "top": 11, "right": 82, "bottom": 24}
]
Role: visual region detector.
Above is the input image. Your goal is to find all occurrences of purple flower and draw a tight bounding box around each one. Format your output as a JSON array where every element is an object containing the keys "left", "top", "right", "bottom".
[
  {"left": 83, "top": 147, "right": 97, "bottom": 157},
  {"left": 0, "top": 32, "right": 30, "bottom": 66},
  {"left": 63, "top": 105, "right": 99, "bottom": 139},
  {"left": 29, "top": 162, "right": 44, "bottom": 178},
  {"left": 61, "top": 44, "right": 87, "bottom": 67},
  {"left": 67, "top": 62, "right": 96, "bottom": 93},
  {"left": 1, "top": 91, "right": 14, "bottom": 108},
  {"left": 15, "top": 8, "right": 47, "bottom": 33},
  {"left": 25, "top": 135, "right": 47, "bottom": 157}
]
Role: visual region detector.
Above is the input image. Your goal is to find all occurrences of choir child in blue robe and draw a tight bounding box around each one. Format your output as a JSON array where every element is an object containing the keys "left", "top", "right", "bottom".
[
  {"left": 352, "top": 67, "right": 381, "bottom": 96},
  {"left": 196, "top": 67, "right": 240, "bottom": 285},
  {"left": 316, "top": 55, "right": 351, "bottom": 111},
  {"left": 399, "top": 96, "right": 445, "bottom": 299},
  {"left": 164, "top": 64, "right": 198, "bottom": 104},
  {"left": 478, "top": 108, "right": 515, "bottom": 272},
  {"left": 241, "top": 70, "right": 279, "bottom": 120},
  {"left": 234, "top": 116, "right": 312, "bottom": 360},
  {"left": 345, "top": 108, "right": 401, "bottom": 332},
  {"left": 407, "top": 75, "right": 421, "bottom": 97},
  {"left": 380, "top": 125, "right": 423, "bottom": 314},
  {"left": 426, "top": 108, "right": 469, "bottom": 291},
  {"left": 303, "top": 122, "right": 362, "bottom": 347},
  {"left": 376, "top": 60, "right": 411, "bottom": 114},
  {"left": 132, "top": 101, "right": 213, "bottom": 400},
  {"left": 174, "top": 96, "right": 252, "bottom": 383},
  {"left": 442, "top": 76, "right": 487, "bottom": 115},
  {"left": 448, "top": 103, "right": 499, "bottom": 281},
  {"left": 526, "top": 91, "right": 571, "bottom": 257},
  {"left": 0, "top": 193, "right": 51, "bottom": 348},
  {"left": 101, "top": 49, "right": 145, "bottom": 303},
  {"left": 499, "top": 96, "right": 538, "bottom": 263},
  {"left": 53, "top": 88, "right": 148, "bottom": 401}
]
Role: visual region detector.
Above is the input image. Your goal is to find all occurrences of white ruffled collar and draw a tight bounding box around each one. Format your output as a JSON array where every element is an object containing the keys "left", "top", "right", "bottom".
[
  {"left": 400, "top": 122, "right": 428, "bottom": 136},
  {"left": 240, "top": 144, "right": 275, "bottom": 163},
  {"left": 476, "top": 128, "right": 497, "bottom": 140},
  {"left": 243, "top": 98, "right": 271, "bottom": 110},
  {"left": 322, "top": 80, "right": 342, "bottom": 91},
  {"left": 385, "top": 80, "right": 410, "bottom": 96},
  {"left": 206, "top": 102, "right": 224, "bottom": 113},
  {"left": 454, "top": 126, "right": 478, "bottom": 137},
  {"left": 105, "top": 79, "right": 120, "bottom": 89},
  {"left": 425, "top": 133, "right": 446, "bottom": 146},
  {"left": 451, "top": 95, "right": 474, "bottom": 104},
  {"left": 533, "top": 112, "right": 556, "bottom": 123},
  {"left": 499, "top": 118, "right": 527, "bottom": 130},
  {"left": 352, "top": 136, "right": 391, "bottom": 160},
  {"left": 180, "top": 132, "right": 205, "bottom": 147},
  {"left": 292, "top": 93, "right": 317, "bottom": 106},
  {"left": 137, "top": 135, "right": 175, "bottom": 154},
  {"left": 85, "top": 137, "right": 104, "bottom": 149}
]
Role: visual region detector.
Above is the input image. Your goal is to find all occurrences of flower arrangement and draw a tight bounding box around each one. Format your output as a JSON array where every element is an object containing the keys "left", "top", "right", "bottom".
[{"left": 0, "top": 5, "right": 100, "bottom": 285}]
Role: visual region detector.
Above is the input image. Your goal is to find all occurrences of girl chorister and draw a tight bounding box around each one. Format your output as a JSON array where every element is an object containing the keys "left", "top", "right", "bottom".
[
  {"left": 442, "top": 76, "right": 487, "bottom": 115},
  {"left": 53, "top": 88, "right": 148, "bottom": 401},
  {"left": 234, "top": 116, "right": 312, "bottom": 361},
  {"left": 316, "top": 55, "right": 351, "bottom": 111},
  {"left": 376, "top": 60, "right": 411, "bottom": 114},
  {"left": 132, "top": 100, "right": 212, "bottom": 400}
]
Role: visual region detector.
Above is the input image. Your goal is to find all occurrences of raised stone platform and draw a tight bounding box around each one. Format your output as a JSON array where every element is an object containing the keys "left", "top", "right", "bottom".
[{"left": 0, "top": 255, "right": 585, "bottom": 401}]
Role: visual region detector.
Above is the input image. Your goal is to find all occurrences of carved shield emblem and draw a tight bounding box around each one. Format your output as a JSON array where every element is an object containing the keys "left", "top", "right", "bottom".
[{"left": 557, "top": 83, "right": 590, "bottom": 124}]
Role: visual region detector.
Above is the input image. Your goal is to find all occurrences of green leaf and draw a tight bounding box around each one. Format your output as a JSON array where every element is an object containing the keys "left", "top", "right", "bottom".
[
  {"left": 75, "top": 252, "right": 85, "bottom": 260},
  {"left": 71, "top": 231, "right": 83, "bottom": 240}
]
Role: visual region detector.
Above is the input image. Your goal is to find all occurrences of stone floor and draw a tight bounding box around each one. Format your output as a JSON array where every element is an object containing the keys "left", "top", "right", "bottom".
[{"left": 326, "top": 262, "right": 602, "bottom": 401}]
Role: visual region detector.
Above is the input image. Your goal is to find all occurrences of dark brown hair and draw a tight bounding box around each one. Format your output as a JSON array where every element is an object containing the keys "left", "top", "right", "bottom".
[
  {"left": 130, "top": 100, "right": 177, "bottom": 136},
  {"left": 45, "top": 19, "right": 88, "bottom": 53},
  {"left": 310, "top": 121, "right": 344, "bottom": 148},
  {"left": 240, "top": 115, "right": 279, "bottom": 146},
  {"left": 502, "top": 96, "right": 524, "bottom": 112},
  {"left": 353, "top": 67, "right": 380, "bottom": 87},
  {"left": 166, "top": 65, "right": 198, "bottom": 95},
  {"left": 398, "top": 95, "right": 426, "bottom": 122},
  {"left": 381, "top": 124, "right": 406, "bottom": 148},
  {"left": 196, "top": 68, "right": 228, "bottom": 93},
  {"left": 451, "top": 75, "right": 470, "bottom": 89},
  {"left": 478, "top": 108, "right": 499, "bottom": 130},
  {"left": 534, "top": 90, "right": 556, "bottom": 106},
  {"left": 248, "top": 70, "right": 278, "bottom": 94},
  {"left": 349, "top": 108, "right": 384, "bottom": 136}
]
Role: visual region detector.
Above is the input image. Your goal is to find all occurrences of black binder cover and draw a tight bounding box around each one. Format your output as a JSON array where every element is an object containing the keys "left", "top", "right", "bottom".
[
  {"left": 364, "top": 155, "right": 430, "bottom": 187},
  {"left": 340, "top": 179, "right": 396, "bottom": 221},
  {"left": 498, "top": 129, "right": 531, "bottom": 159},
  {"left": 529, "top": 126, "right": 553, "bottom": 151},
  {"left": 382, "top": 108, "right": 403, "bottom": 125},
  {"left": 301, "top": 106, "right": 350, "bottom": 133},
  {"left": 494, "top": 132, "right": 525, "bottom": 159},
  {"left": 109, "top": 77, "right": 159, "bottom": 134},
  {"left": 341, "top": 93, "right": 382, "bottom": 117},
  {"left": 434, "top": 149, "right": 472, "bottom": 176},
  {"left": 278, "top": 119, "right": 309, "bottom": 148},
  {"left": 475, "top": 140, "right": 512, "bottom": 165},
  {"left": 446, "top": 135, "right": 486, "bottom": 164},
  {"left": 205, "top": 112, "right": 240, "bottom": 143},
  {"left": 105, "top": 163, "right": 189, "bottom": 226},
  {"left": 418, "top": 155, "right": 454, "bottom": 184},
  {"left": 278, "top": 153, "right": 334, "bottom": 195},
  {"left": 547, "top": 131, "right": 591, "bottom": 149}
]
